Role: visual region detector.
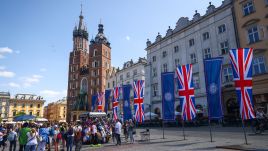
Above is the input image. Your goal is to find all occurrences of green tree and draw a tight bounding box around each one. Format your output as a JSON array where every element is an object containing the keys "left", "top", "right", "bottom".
[{"left": 15, "top": 111, "right": 26, "bottom": 116}]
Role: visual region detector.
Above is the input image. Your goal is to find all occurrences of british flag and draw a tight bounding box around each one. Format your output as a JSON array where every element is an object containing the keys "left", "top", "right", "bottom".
[
  {"left": 112, "top": 87, "right": 120, "bottom": 120},
  {"left": 133, "top": 80, "right": 145, "bottom": 123},
  {"left": 97, "top": 92, "right": 104, "bottom": 112},
  {"left": 176, "top": 64, "right": 196, "bottom": 121},
  {"left": 229, "top": 48, "right": 255, "bottom": 120}
]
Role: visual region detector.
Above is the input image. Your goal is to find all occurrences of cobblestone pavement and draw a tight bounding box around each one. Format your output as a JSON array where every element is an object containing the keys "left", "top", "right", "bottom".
[
  {"left": 4, "top": 126, "right": 268, "bottom": 151},
  {"left": 81, "top": 126, "right": 268, "bottom": 151}
]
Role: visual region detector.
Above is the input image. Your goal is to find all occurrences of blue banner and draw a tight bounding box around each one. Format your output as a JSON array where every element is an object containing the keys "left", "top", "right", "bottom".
[
  {"left": 123, "top": 85, "right": 132, "bottom": 121},
  {"left": 91, "top": 95, "right": 97, "bottom": 111},
  {"left": 161, "top": 72, "right": 175, "bottom": 121},
  {"left": 104, "top": 90, "right": 111, "bottom": 113},
  {"left": 204, "top": 57, "right": 223, "bottom": 119}
]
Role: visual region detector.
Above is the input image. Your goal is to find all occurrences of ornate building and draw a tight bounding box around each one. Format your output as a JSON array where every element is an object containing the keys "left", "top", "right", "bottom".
[
  {"left": 0, "top": 92, "right": 10, "bottom": 121},
  {"left": 46, "top": 98, "right": 67, "bottom": 122},
  {"left": 67, "top": 8, "right": 111, "bottom": 122}
]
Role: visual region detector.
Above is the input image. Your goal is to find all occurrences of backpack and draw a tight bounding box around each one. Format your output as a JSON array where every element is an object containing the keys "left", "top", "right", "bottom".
[
  {"left": 57, "top": 133, "right": 62, "bottom": 140},
  {"left": 7, "top": 132, "right": 15, "bottom": 141}
]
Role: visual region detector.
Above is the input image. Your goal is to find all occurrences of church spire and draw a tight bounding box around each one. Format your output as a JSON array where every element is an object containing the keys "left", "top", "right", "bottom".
[
  {"left": 78, "top": 3, "right": 84, "bottom": 30},
  {"left": 73, "top": 4, "right": 88, "bottom": 40}
]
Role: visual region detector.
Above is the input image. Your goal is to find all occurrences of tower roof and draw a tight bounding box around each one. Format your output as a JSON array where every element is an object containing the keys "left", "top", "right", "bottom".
[
  {"left": 92, "top": 22, "right": 110, "bottom": 47},
  {"left": 73, "top": 4, "right": 88, "bottom": 40}
]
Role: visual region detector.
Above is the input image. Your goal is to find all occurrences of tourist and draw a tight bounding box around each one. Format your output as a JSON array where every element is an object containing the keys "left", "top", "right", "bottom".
[
  {"left": 0, "top": 128, "right": 7, "bottom": 151},
  {"left": 115, "top": 119, "right": 122, "bottom": 145},
  {"left": 19, "top": 123, "right": 31, "bottom": 151},
  {"left": 66, "top": 124, "right": 74, "bottom": 151},
  {"left": 91, "top": 122, "right": 98, "bottom": 145},
  {"left": 25, "top": 128, "right": 38, "bottom": 151},
  {"left": 53, "top": 126, "right": 60, "bottom": 151},
  {"left": 123, "top": 121, "right": 128, "bottom": 142},
  {"left": 74, "top": 125, "right": 82, "bottom": 151},
  {"left": 37, "top": 124, "right": 49, "bottom": 151},
  {"left": 7, "top": 128, "right": 17, "bottom": 151},
  {"left": 128, "top": 119, "right": 135, "bottom": 143}
]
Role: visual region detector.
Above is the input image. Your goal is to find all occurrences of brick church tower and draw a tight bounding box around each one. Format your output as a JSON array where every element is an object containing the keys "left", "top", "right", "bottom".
[{"left": 67, "top": 8, "right": 111, "bottom": 122}]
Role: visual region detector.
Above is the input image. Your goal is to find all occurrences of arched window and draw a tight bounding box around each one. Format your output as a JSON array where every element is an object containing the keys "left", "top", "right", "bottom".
[
  {"left": 93, "top": 49, "right": 97, "bottom": 56},
  {"left": 80, "top": 78, "right": 88, "bottom": 93}
]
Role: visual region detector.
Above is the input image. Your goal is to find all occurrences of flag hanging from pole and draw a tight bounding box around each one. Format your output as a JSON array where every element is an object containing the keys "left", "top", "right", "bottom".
[
  {"left": 104, "top": 89, "right": 111, "bottom": 113},
  {"left": 91, "top": 94, "right": 97, "bottom": 111},
  {"left": 161, "top": 72, "right": 175, "bottom": 121},
  {"left": 176, "top": 64, "right": 196, "bottom": 121},
  {"left": 204, "top": 57, "right": 223, "bottom": 119},
  {"left": 112, "top": 87, "right": 120, "bottom": 120},
  {"left": 133, "top": 80, "right": 145, "bottom": 123},
  {"left": 97, "top": 92, "right": 105, "bottom": 112},
  {"left": 123, "top": 84, "right": 132, "bottom": 121},
  {"left": 229, "top": 48, "right": 255, "bottom": 120}
]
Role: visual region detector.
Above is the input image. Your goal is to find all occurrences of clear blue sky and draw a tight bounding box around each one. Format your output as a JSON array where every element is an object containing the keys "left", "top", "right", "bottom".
[{"left": 0, "top": 0, "right": 222, "bottom": 104}]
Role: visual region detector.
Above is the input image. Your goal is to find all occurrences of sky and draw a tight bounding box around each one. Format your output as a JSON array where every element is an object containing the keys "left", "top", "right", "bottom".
[{"left": 0, "top": 0, "right": 223, "bottom": 104}]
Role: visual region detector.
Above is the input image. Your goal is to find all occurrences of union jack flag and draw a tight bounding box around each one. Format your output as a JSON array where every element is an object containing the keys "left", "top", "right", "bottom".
[
  {"left": 112, "top": 87, "right": 120, "bottom": 120},
  {"left": 97, "top": 92, "right": 104, "bottom": 112},
  {"left": 229, "top": 48, "right": 255, "bottom": 120},
  {"left": 133, "top": 80, "right": 145, "bottom": 123},
  {"left": 176, "top": 64, "right": 196, "bottom": 121}
]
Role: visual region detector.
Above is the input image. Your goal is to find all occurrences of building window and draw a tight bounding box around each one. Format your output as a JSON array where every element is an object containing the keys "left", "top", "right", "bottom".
[
  {"left": 152, "top": 56, "right": 156, "bottom": 62},
  {"left": 190, "top": 53, "right": 197, "bottom": 64},
  {"left": 243, "top": 1, "right": 254, "bottom": 16},
  {"left": 220, "top": 40, "right": 229, "bottom": 55},
  {"left": 248, "top": 26, "right": 259, "bottom": 44},
  {"left": 36, "top": 111, "right": 40, "bottom": 116},
  {"left": 22, "top": 104, "right": 25, "bottom": 108},
  {"left": 120, "top": 75, "right": 123, "bottom": 80},
  {"left": 14, "top": 103, "right": 17, "bottom": 107},
  {"left": 223, "top": 67, "right": 233, "bottom": 83},
  {"left": 79, "top": 38, "right": 82, "bottom": 48},
  {"left": 162, "top": 63, "right": 168, "bottom": 72},
  {"left": 175, "top": 58, "right": 180, "bottom": 66},
  {"left": 203, "top": 48, "right": 212, "bottom": 59},
  {"left": 29, "top": 111, "right": 33, "bottom": 115},
  {"left": 218, "top": 24, "right": 226, "bottom": 34},
  {"left": 126, "top": 72, "right": 130, "bottom": 78},
  {"left": 162, "top": 51, "right": 167, "bottom": 58},
  {"left": 152, "top": 67, "right": 157, "bottom": 77},
  {"left": 203, "top": 32, "right": 210, "bottom": 40},
  {"left": 253, "top": 57, "right": 266, "bottom": 75},
  {"left": 133, "top": 69, "right": 137, "bottom": 76},
  {"left": 193, "top": 76, "right": 200, "bottom": 89},
  {"left": 112, "top": 81, "right": 115, "bottom": 87},
  {"left": 189, "top": 39, "right": 195, "bottom": 47},
  {"left": 93, "top": 49, "right": 97, "bottom": 56},
  {"left": 174, "top": 45, "right": 179, "bottom": 53},
  {"left": 152, "top": 83, "right": 158, "bottom": 97},
  {"left": 13, "top": 111, "right": 16, "bottom": 116},
  {"left": 37, "top": 104, "right": 40, "bottom": 108},
  {"left": 108, "top": 82, "right": 110, "bottom": 88}
]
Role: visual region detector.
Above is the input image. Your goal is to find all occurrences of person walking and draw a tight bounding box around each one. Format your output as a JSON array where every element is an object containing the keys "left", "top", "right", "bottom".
[
  {"left": 128, "top": 119, "right": 135, "bottom": 143},
  {"left": 66, "top": 124, "right": 74, "bottom": 151},
  {"left": 25, "top": 128, "right": 38, "bottom": 151},
  {"left": 114, "top": 119, "right": 122, "bottom": 145},
  {"left": 37, "top": 124, "right": 49, "bottom": 151},
  {"left": 7, "top": 128, "right": 17, "bottom": 151},
  {"left": 53, "top": 126, "right": 60, "bottom": 151},
  {"left": 123, "top": 121, "right": 129, "bottom": 142},
  {"left": 74, "top": 126, "right": 82, "bottom": 151},
  {"left": 19, "top": 123, "right": 31, "bottom": 151}
]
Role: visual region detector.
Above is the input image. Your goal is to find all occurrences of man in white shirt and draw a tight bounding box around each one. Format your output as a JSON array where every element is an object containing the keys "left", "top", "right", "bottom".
[{"left": 115, "top": 119, "right": 122, "bottom": 145}]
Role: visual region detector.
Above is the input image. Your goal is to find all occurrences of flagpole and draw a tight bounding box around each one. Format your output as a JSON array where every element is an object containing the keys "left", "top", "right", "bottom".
[
  {"left": 208, "top": 119, "right": 213, "bottom": 142},
  {"left": 162, "top": 120, "right": 165, "bottom": 139},
  {"left": 182, "top": 120, "right": 186, "bottom": 140},
  {"left": 241, "top": 120, "right": 248, "bottom": 144}
]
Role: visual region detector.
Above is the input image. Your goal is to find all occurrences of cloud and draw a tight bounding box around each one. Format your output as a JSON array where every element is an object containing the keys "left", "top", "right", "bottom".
[
  {"left": 0, "top": 70, "right": 15, "bottom": 78},
  {"left": 0, "top": 47, "right": 13, "bottom": 53},
  {"left": 40, "top": 68, "right": 47, "bottom": 72},
  {"left": 126, "top": 36, "right": 130, "bottom": 41},
  {"left": 22, "top": 74, "right": 43, "bottom": 87},
  {"left": 0, "top": 47, "right": 13, "bottom": 59},
  {"left": 8, "top": 82, "right": 20, "bottom": 88},
  {"left": 0, "top": 66, "right": 5, "bottom": 70}
]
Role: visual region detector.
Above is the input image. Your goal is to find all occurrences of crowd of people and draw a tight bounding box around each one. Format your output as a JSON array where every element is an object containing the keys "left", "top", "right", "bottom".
[{"left": 0, "top": 117, "right": 136, "bottom": 151}]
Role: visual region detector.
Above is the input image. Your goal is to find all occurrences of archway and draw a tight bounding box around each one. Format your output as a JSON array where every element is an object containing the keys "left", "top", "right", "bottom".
[{"left": 226, "top": 98, "right": 239, "bottom": 118}]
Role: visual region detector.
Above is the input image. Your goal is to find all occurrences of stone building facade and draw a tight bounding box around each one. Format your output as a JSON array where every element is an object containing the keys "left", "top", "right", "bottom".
[
  {"left": 0, "top": 92, "right": 10, "bottom": 120},
  {"left": 233, "top": 0, "right": 268, "bottom": 114},
  {"left": 144, "top": 0, "right": 238, "bottom": 118},
  {"left": 47, "top": 98, "right": 67, "bottom": 122}
]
